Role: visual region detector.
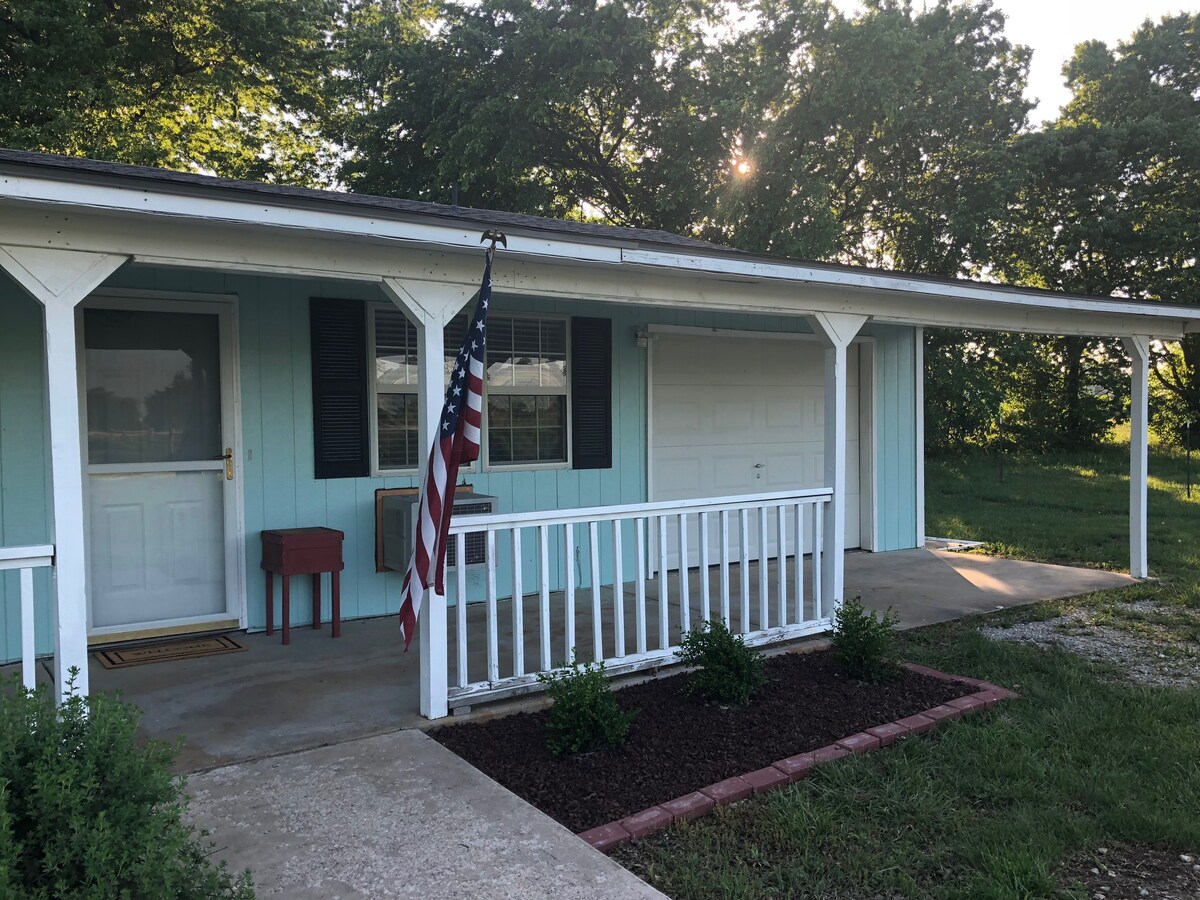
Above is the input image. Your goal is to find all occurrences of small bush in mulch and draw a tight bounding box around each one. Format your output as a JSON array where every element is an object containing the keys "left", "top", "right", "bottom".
[
  {"left": 832, "top": 596, "right": 900, "bottom": 683},
  {"left": 537, "top": 659, "right": 637, "bottom": 756},
  {"left": 677, "top": 620, "right": 764, "bottom": 705},
  {"left": 430, "top": 649, "right": 967, "bottom": 833}
]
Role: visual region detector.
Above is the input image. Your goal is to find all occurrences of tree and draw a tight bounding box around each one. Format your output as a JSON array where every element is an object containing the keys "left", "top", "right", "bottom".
[
  {"left": 993, "top": 13, "right": 1200, "bottom": 445},
  {"left": 331, "top": 0, "right": 729, "bottom": 229},
  {"left": 0, "top": 0, "right": 337, "bottom": 182},
  {"left": 707, "top": 0, "right": 1031, "bottom": 273}
]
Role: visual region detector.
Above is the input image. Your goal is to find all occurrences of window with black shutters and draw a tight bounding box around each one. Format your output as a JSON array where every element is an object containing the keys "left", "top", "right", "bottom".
[{"left": 357, "top": 307, "right": 606, "bottom": 473}]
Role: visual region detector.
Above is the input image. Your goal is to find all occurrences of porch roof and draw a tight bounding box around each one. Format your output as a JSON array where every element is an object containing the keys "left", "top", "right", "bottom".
[{"left": 1, "top": 148, "right": 1198, "bottom": 338}]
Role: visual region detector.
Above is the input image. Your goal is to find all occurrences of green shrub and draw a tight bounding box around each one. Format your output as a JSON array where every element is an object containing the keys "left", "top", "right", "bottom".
[
  {"left": 831, "top": 596, "right": 900, "bottom": 683},
  {"left": 0, "top": 670, "right": 253, "bottom": 899},
  {"left": 537, "top": 659, "right": 636, "bottom": 757},
  {"left": 677, "top": 620, "right": 764, "bottom": 706}
]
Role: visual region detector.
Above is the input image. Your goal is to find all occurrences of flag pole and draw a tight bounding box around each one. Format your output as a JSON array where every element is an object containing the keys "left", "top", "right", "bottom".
[{"left": 398, "top": 231, "right": 506, "bottom": 650}]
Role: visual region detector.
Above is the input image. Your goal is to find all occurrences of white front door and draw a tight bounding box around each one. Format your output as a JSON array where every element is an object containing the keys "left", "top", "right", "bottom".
[
  {"left": 651, "top": 333, "right": 865, "bottom": 565},
  {"left": 82, "top": 299, "right": 240, "bottom": 637}
]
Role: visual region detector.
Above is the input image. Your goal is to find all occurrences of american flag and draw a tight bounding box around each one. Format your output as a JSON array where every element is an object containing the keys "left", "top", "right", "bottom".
[{"left": 398, "top": 250, "right": 492, "bottom": 650}]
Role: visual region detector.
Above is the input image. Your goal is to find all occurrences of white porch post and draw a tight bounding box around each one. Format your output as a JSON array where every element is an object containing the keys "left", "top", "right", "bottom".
[
  {"left": 807, "top": 312, "right": 869, "bottom": 613},
  {"left": 1122, "top": 335, "right": 1151, "bottom": 579},
  {"left": 0, "top": 247, "right": 126, "bottom": 697},
  {"left": 382, "top": 278, "right": 475, "bottom": 720}
]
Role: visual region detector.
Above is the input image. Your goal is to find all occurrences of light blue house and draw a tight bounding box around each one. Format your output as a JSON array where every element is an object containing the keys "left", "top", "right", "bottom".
[{"left": 1, "top": 150, "right": 1195, "bottom": 718}]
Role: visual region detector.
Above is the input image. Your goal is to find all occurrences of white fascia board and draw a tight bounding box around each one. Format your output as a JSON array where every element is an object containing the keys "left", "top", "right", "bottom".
[
  {"left": 622, "top": 248, "right": 1200, "bottom": 329},
  {"left": 0, "top": 173, "right": 623, "bottom": 266},
  {"left": 1, "top": 182, "right": 1196, "bottom": 338}
]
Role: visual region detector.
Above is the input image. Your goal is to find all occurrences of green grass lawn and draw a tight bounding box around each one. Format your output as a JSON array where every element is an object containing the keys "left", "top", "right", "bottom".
[{"left": 615, "top": 444, "right": 1200, "bottom": 899}]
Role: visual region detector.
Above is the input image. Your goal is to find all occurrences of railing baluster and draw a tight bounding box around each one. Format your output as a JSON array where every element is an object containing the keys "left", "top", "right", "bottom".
[
  {"left": 511, "top": 527, "right": 524, "bottom": 677},
  {"left": 813, "top": 503, "right": 824, "bottom": 620},
  {"left": 777, "top": 505, "right": 787, "bottom": 628},
  {"left": 440, "top": 491, "right": 836, "bottom": 704},
  {"left": 20, "top": 567, "right": 35, "bottom": 690},
  {"left": 538, "top": 525, "right": 551, "bottom": 671},
  {"left": 456, "top": 533, "right": 468, "bottom": 688},
  {"left": 677, "top": 513, "right": 690, "bottom": 635},
  {"left": 486, "top": 529, "right": 499, "bottom": 683},
  {"left": 612, "top": 519, "right": 625, "bottom": 658},
  {"left": 589, "top": 520, "right": 602, "bottom": 662},
  {"left": 795, "top": 502, "right": 805, "bottom": 624},
  {"left": 739, "top": 509, "right": 750, "bottom": 633},
  {"left": 719, "top": 509, "right": 731, "bottom": 626},
  {"left": 699, "top": 512, "right": 711, "bottom": 623},
  {"left": 657, "top": 515, "right": 670, "bottom": 649},
  {"left": 758, "top": 504, "right": 769, "bottom": 630},
  {"left": 564, "top": 522, "right": 575, "bottom": 664},
  {"left": 635, "top": 517, "right": 648, "bottom": 654}
]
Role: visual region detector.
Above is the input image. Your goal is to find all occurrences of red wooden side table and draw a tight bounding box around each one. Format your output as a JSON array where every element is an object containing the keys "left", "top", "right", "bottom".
[{"left": 261, "top": 527, "right": 345, "bottom": 645}]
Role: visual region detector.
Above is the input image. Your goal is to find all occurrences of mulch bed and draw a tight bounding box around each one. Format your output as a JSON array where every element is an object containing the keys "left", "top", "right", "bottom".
[{"left": 430, "top": 649, "right": 968, "bottom": 833}]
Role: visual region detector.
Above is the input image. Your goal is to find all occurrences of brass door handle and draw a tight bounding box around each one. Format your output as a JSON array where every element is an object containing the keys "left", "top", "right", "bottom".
[{"left": 223, "top": 448, "right": 234, "bottom": 481}]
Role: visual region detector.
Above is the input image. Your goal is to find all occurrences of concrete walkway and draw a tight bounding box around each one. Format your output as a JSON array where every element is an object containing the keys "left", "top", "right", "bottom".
[{"left": 187, "top": 728, "right": 665, "bottom": 899}]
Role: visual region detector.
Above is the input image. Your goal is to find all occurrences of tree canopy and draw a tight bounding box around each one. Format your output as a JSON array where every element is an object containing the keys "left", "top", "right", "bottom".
[{"left": 0, "top": 0, "right": 337, "bottom": 181}]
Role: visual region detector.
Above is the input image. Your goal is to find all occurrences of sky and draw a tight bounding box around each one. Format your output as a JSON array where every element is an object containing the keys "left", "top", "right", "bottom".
[{"left": 833, "top": 0, "right": 1198, "bottom": 124}]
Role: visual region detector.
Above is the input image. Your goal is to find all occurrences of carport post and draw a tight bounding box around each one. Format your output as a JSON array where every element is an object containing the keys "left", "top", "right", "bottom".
[
  {"left": 382, "top": 277, "right": 477, "bottom": 719},
  {"left": 806, "top": 312, "right": 869, "bottom": 614},
  {"left": 0, "top": 246, "right": 127, "bottom": 699},
  {"left": 1122, "top": 335, "right": 1151, "bottom": 579}
]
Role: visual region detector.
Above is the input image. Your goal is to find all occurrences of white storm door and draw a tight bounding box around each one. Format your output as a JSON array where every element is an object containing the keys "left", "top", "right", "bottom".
[
  {"left": 651, "top": 333, "right": 861, "bottom": 568},
  {"left": 83, "top": 301, "right": 239, "bottom": 635}
]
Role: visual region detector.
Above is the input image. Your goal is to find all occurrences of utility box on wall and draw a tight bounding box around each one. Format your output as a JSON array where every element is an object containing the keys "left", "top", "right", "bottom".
[{"left": 380, "top": 493, "right": 499, "bottom": 574}]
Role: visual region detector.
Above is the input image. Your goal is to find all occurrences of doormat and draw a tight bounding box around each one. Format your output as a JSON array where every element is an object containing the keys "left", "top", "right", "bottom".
[{"left": 95, "top": 634, "right": 246, "bottom": 669}]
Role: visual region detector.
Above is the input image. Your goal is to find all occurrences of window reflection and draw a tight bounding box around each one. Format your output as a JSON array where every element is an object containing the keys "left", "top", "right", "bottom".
[{"left": 84, "top": 310, "right": 222, "bottom": 465}]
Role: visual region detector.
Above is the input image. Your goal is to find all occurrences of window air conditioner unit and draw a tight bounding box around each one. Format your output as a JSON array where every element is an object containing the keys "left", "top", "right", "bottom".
[{"left": 380, "top": 493, "right": 499, "bottom": 573}]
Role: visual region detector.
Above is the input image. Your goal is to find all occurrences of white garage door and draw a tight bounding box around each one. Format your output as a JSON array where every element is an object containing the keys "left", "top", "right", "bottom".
[{"left": 651, "top": 334, "right": 862, "bottom": 563}]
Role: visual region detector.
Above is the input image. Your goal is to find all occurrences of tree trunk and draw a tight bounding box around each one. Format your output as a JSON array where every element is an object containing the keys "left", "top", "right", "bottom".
[{"left": 1062, "top": 336, "right": 1086, "bottom": 447}]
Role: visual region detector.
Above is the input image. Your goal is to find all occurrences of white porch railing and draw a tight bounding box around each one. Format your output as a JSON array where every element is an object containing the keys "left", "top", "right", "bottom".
[
  {"left": 0, "top": 544, "right": 54, "bottom": 689},
  {"left": 443, "top": 489, "right": 832, "bottom": 708}
]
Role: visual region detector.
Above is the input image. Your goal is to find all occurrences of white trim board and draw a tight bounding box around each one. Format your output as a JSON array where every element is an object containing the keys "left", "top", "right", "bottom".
[
  {"left": 915, "top": 327, "right": 926, "bottom": 547},
  {"left": 645, "top": 323, "right": 874, "bottom": 344},
  {"left": 1, "top": 205, "right": 1193, "bottom": 338}
]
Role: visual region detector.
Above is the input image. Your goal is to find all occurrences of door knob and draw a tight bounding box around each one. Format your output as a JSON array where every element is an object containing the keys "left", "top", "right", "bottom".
[{"left": 753, "top": 463, "right": 765, "bottom": 469}]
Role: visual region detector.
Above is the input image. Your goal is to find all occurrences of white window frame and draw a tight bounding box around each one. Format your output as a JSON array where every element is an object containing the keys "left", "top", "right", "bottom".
[
  {"left": 482, "top": 313, "right": 572, "bottom": 472},
  {"left": 368, "top": 305, "right": 573, "bottom": 475}
]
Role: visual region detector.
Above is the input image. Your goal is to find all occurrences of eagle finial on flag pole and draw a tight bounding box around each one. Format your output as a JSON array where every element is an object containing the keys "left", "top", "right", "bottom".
[{"left": 397, "top": 232, "right": 505, "bottom": 650}]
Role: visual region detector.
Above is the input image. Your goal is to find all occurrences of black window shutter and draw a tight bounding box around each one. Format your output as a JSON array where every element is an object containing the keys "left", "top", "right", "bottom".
[
  {"left": 310, "top": 298, "right": 369, "bottom": 479},
  {"left": 570, "top": 317, "right": 613, "bottom": 469}
]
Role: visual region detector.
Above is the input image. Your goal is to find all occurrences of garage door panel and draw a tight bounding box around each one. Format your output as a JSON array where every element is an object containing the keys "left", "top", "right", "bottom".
[{"left": 651, "top": 335, "right": 865, "bottom": 559}]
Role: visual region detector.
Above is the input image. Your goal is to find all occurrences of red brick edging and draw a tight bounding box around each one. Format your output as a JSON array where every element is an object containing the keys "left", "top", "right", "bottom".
[{"left": 577, "top": 663, "right": 1019, "bottom": 852}]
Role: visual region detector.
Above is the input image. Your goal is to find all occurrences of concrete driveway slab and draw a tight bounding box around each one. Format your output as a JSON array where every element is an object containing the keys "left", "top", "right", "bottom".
[{"left": 186, "top": 728, "right": 666, "bottom": 900}]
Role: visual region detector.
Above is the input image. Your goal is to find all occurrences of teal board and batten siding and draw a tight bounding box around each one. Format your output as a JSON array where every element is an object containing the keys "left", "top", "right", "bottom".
[
  {"left": 0, "top": 263, "right": 921, "bottom": 659},
  {"left": 0, "top": 273, "right": 55, "bottom": 661},
  {"left": 868, "top": 323, "right": 920, "bottom": 551}
]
